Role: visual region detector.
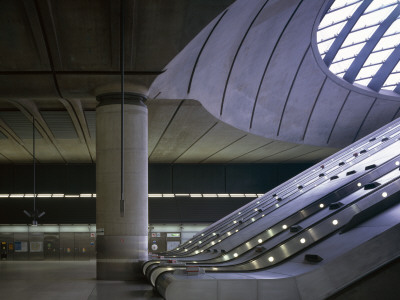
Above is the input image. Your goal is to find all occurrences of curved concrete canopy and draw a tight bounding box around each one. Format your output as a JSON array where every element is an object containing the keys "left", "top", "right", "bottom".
[
  {"left": 0, "top": 0, "right": 340, "bottom": 163},
  {"left": 150, "top": 0, "right": 400, "bottom": 149}
]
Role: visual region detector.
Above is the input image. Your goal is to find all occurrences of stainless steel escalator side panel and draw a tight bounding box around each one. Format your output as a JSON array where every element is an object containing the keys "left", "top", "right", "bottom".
[
  {"left": 160, "top": 134, "right": 400, "bottom": 258},
  {"left": 142, "top": 260, "right": 160, "bottom": 275},
  {"left": 194, "top": 156, "right": 400, "bottom": 265},
  {"left": 150, "top": 175, "right": 400, "bottom": 285},
  {"left": 156, "top": 221, "right": 400, "bottom": 300},
  {"left": 205, "top": 175, "right": 400, "bottom": 273},
  {"left": 166, "top": 140, "right": 400, "bottom": 258}
]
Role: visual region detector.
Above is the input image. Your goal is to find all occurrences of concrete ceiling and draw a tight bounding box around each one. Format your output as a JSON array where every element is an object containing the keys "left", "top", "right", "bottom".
[
  {"left": 0, "top": 0, "right": 339, "bottom": 164},
  {"left": 151, "top": 0, "right": 400, "bottom": 149}
]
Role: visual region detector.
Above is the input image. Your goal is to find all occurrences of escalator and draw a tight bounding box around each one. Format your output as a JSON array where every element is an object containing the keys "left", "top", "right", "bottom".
[{"left": 143, "top": 118, "right": 400, "bottom": 299}]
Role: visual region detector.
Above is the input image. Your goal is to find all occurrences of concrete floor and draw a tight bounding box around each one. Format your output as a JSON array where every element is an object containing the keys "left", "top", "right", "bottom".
[{"left": 0, "top": 261, "right": 163, "bottom": 300}]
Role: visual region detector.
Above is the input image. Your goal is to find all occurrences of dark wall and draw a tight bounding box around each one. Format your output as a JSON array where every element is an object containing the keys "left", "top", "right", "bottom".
[
  {"left": 0, "top": 197, "right": 248, "bottom": 224},
  {"left": 149, "top": 163, "right": 312, "bottom": 194},
  {"left": 0, "top": 197, "right": 96, "bottom": 224},
  {"left": 0, "top": 164, "right": 96, "bottom": 194},
  {"left": 0, "top": 163, "right": 312, "bottom": 224}
]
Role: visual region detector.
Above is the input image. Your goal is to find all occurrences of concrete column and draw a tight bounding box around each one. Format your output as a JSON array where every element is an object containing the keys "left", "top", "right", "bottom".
[{"left": 96, "top": 92, "right": 148, "bottom": 280}]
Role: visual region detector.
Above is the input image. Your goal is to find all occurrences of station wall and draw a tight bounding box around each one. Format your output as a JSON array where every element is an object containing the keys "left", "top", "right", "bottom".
[{"left": 0, "top": 163, "right": 312, "bottom": 224}]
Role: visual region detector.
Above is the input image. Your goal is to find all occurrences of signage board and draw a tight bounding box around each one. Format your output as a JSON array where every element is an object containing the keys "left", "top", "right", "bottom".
[{"left": 167, "top": 233, "right": 180, "bottom": 238}]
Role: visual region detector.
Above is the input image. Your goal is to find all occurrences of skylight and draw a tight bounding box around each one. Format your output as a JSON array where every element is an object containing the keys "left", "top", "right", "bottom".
[{"left": 317, "top": 0, "right": 400, "bottom": 94}]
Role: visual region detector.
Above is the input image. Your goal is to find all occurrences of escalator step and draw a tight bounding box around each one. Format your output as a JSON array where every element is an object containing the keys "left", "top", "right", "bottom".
[
  {"left": 365, "top": 164, "right": 377, "bottom": 170},
  {"left": 363, "top": 182, "right": 381, "bottom": 190},
  {"left": 290, "top": 225, "right": 302, "bottom": 232},
  {"left": 329, "top": 202, "right": 344, "bottom": 210},
  {"left": 304, "top": 254, "right": 323, "bottom": 263}
]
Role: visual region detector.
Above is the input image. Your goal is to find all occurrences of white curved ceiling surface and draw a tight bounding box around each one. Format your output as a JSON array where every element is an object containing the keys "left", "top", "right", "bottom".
[{"left": 150, "top": 0, "right": 400, "bottom": 149}]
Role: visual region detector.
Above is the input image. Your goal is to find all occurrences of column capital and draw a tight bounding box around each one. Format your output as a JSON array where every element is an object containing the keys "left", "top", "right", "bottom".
[{"left": 96, "top": 92, "right": 147, "bottom": 107}]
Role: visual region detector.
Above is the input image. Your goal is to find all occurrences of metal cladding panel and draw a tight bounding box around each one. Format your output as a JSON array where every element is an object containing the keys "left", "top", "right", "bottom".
[
  {"left": 1, "top": 197, "right": 247, "bottom": 224},
  {"left": 225, "top": 164, "right": 279, "bottom": 193},
  {"left": 0, "top": 198, "right": 95, "bottom": 224},
  {"left": 0, "top": 165, "right": 13, "bottom": 193},
  {"left": 0, "top": 130, "right": 6, "bottom": 139},
  {"left": 84, "top": 111, "right": 96, "bottom": 138},
  {"left": 172, "top": 164, "right": 225, "bottom": 193},
  {"left": 149, "top": 164, "right": 173, "bottom": 193},
  {"left": 0, "top": 111, "right": 41, "bottom": 139},
  {"left": 149, "top": 198, "right": 249, "bottom": 223},
  {"left": 41, "top": 111, "right": 78, "bottom": 139}
]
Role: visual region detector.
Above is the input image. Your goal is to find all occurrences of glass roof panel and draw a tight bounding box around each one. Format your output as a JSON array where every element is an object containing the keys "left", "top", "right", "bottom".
[
  {"left": 364, "top": 48, "right": 395, "bottom": 65},
  {"left": 364, "top": 0, "right": 399, "bottom": 13},
  {"left": 320, "top": 2, "right": 362, "bottom": 29},
  {"left": 342, "top": 26, "right": 379, "bottom": 47},
  {"left": 317, "top": 39, "right": 336, "bottom": 55},
  {"left": 381, "top": 85, "right": 397, "bottom": 91},
  {"left": 330, "top": 58, "right": 355, "bottom": 76},
  {"left": 392, "top": 59, "right": 400, "bottom": 72},
  {"left": 329, "top": 0, "right": 362, "bottom": 12},
  {"left": 356, "top": 64, "right": 383, "bottom": 80},
  {"left": 317, "top": 0, "right": 400, "bottom": 94},
  {"left": 382, "top": 61, "right": 400, "bottom": 87},
  {"left": 382, "top": 72, "right": 400, "bottom": 87},
  {"left": 373, "top": 33, "right": 400, "bottom": 50},
  {"left": 317, "top": 22, "right": 347, "bottom": 43},
  {"left": 354, "top": 78, "right": 373, "bottom": 86},
  {"left": 353, "top": 6, "right": 396, "bottom": 31},
  {"left": 332, "top": 43, "right": 366, "bottom": 63},
  {"left": 382, "top": 85, "right": 396, "bottom": 91},
  {"left": 384, "top": 18, "right": 400, "bottom": 35}
]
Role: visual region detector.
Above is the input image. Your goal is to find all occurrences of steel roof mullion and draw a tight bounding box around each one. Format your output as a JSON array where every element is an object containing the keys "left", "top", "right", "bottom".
[
  {"left": 394, "top": 83, "right": 400, "bottom": 94},
  {"left": 323, "top": 0, "right": 373, "bottom": 67},
  {"left": 343, "top": 5, "right": 400, "bottom": 83}
]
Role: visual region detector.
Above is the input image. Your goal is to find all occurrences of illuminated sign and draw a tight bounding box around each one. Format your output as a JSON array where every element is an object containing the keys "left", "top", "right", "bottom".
[{"left": 167, "top": 233, "right": 180, "bottom": 238}]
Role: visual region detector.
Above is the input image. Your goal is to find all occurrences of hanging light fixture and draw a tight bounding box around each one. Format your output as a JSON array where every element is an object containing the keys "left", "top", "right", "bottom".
[
  {"left": 120, "top": 0, "right": 125, "bottom": 218},
  {"left": 23, "top": 115, "right": 45, "bottom": 226}
]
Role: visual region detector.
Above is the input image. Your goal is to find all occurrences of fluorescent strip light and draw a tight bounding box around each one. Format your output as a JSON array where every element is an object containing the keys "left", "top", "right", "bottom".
[
  {"left": 245, "top": 194, "right": 257, "bottom": 197},
  {"left": 65, "top": 195, "right": 79, "bottom": 198},
  {"left": 230, "top": 194, "right": 245, "bottom": 197},
  {"left": 217, "top": 194, "right": 230, "bottom": 197},
  {"left": 175, "top": 194, "right": 189, "bottom": 197},
  {"left": 24, "top": 194, "right": 35, "bottom": 198},
  {"left": 162, "top": 194, "right": 175, "bottom": 198},
  {"left": 37, "top": 194, "right": 52, "bottom": 198},
  {"left": 93, "top": 194, "right": 97, "bottom": 197},
  {"left": 52, "top": 194, "right": 64, "bottom": 198},
  {"left": 10, "top": 194, "right": 24, "bottom": 198},
  {"left": 80, "top": 194, "right": 92, "bottom": 198},
  {"left": 148, "top": 194, "right": 162, "bottom": 198},
  {"left": 190, "top": 194, "right": 202, "bottom": 197},
  {"left": 257, "top": 194, "right": 264, "bottom": 197},
  {"left": 0, "top": 194, "right": 10, "bottom": 198},
  {"left": 203, "top": 194, "right": 217, "bottom": 197}
]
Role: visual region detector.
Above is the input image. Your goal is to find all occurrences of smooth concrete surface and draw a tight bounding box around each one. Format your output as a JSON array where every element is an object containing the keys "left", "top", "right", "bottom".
[
  {"left": 328, "top": 257, "right": 400, "bottom": 300},
  {"left": 96, "top": 95, "right": 148, "bottom": 280},
  {"left": 0, "top": 261, "right": 162, "bottom": 300},
  {"left": 0, "top": 0, "right": 341, "bottom": 165},
  {"left": 150, "top": 0, "right": 400, "bottom": 149}
]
